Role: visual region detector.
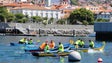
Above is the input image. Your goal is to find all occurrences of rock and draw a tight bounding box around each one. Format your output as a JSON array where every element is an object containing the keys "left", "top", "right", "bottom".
[{"left": 68, "top": 51, "right": 81, "bottom": 62}]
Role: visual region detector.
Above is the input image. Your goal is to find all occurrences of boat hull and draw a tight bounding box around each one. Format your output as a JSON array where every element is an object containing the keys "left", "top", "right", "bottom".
[{"left": 32, "top": 52, "right": 70, "bottom": 57}]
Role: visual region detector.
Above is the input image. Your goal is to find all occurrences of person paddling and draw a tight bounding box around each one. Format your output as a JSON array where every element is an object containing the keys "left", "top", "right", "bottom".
[
  {"left": 19, "top": 38, "right": 27, "bottom": 44},
  {"left": 58, "top": 42, "right": 64, "bottom": 52},
  {"left": 39, "top": 41, "right": 48, "bottom": 50},
  {"left": 89, "top": 40, "right": 94, "bottom": 48},
  {"left": 44, "top": 43, "right": 50, "bottom": 53},
  {"left": 78, "top": 40, "right": 85, "bottom": 48},
  {"left": 28, "top": 38, "right": 33, "bottom": 44},
  {"left": 49, "top": 40, "right": 55, "bottom": 49},
  {"left": 74, "top": 39, "right": 81, "bottom": 48}
]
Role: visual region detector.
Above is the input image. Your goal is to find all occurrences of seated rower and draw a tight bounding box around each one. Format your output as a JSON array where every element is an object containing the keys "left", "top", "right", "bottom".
[
  {"left": 74, "top": 39, "right": 81, "bottom": 49},
  {"left": 49, "top": 40, "right": 55, "bottom": 49},
  {"left": 39, "top": 41, "right": 48, "bottom": 50},
  {"left": 44, "top": 43, "right": 50, "bottom": 53},
  {"left": 28, "top": 38, "right": 33, "bottom": 44},
  {"left": 89, "top": 40, "right": 94, "bottom": 48},
  {"left": 78, "top": 40, "right": 85, "bottom": 48},
  {"left": 19, "top": 38, "right": 27, "bottom": 44},
  {"left": 58, "top": 42, "right": 64, "bottom": 52}
]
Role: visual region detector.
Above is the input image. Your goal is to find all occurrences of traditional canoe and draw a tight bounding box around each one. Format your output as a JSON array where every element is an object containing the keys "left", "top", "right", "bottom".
[
  {"left": 32, "top": 49, "right": 72, "bottom": 57},
  {"left": 32, "top": 42, "right": 105, "bottom": 57},
  {"left": 32, "top": 52, "right": 70, "bottom": 57},
  {"left": 70, "top": 42, "right": 105, "bottom": 52}
]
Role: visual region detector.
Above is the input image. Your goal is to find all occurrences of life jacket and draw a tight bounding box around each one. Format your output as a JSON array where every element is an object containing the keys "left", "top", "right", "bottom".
[
  {"left": 40, "top": 42, "right": 46, "bottom": 49},
  {"left": 58, "top": 44, "right": 64, "bottom": 52},
  {"left": 28, "top": 40, "right": 33, "bottom": 44},
  {"left": 89, "top": 41, "right": 94, "bottom": 47},
  {"left": 75, "top": 40, "right": 80, "bottom": 45},
  {"left": 49, "top": 42, "right": 55, "bottom": 49},
  {"left": 79, "top": 41, "right": 84, "bottom": 46},
  {"left": 19, "top": 38, "right": 26, "bottom": 43},
  {"left": 44, "top": 45, "right": 50, "bottom": 52}
]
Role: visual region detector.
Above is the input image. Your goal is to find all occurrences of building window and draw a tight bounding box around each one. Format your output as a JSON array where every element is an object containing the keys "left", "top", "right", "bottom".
[
  {"left": 24, "top": 12, "right": 27, "bottom": 15},
  {"left": 46, "top": 13, "right": 48, "bottom": 17},
  {"left": 36, "top": 13, "right": 38, "bottom": 16},
  {"left": 56, "top": 13, "right": 58, "bottom": 19},
  {"left": 31, "top": 12, "right": 33, "bottom": 16},
  {"left": 41, "top": 13, "right": 43, "bottom": 17}
]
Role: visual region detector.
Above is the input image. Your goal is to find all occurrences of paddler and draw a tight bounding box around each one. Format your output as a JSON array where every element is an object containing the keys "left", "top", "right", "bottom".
[
  {"left": 74, "top": 39, "right": 81, "bottom": 48},
  {"left": 58, "top": 42, "right": 64, "bottom": 52},
  {"left": 28, "top": 38, "right": 33, "bottom": 44},
  {"left": 49, "top": 40, "right": 55, "bottom": 49},
  {"left": 44, "top": 43, "right": 50, "bottom": 53},
  {"left": 89, "top": 40, "right": 94, "bottom": 48},
  {"left": 78, "top": 39, "right": 85, "bottom": 48},
  {"left": 19, "top": 38, "right": 27, "bottom": 44},
  {"left": 39, "top": 41, "right": 48, "bottom": 50}
]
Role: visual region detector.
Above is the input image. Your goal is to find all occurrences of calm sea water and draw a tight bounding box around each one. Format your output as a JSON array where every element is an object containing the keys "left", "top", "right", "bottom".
[{"left": 0, "top": 36, "right": 112, "bottom": 63}]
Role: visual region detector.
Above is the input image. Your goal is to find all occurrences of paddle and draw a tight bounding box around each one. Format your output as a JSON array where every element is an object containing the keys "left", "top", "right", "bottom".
[{"left": 69, "top": 39, "right": 74, "bottom": 45}]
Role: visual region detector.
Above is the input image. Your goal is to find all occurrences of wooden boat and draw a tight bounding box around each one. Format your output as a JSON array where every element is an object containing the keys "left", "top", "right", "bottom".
[
  {"left": 32, "top": 52, "right": 70, "bottom": 57},
  {"left": 70, "top": 42, "right": 106, "bottom": 52},
  {"left": 24, "top": 43, "right": 71, "bottom": 52}
]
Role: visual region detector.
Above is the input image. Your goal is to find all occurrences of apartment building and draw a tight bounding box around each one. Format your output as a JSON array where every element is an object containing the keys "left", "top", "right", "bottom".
[{"left": 10, "top": 5, "right": 62, "bottom": 19}]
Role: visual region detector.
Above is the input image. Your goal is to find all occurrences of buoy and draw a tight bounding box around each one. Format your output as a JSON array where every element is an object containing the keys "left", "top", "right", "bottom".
[
  {"left": 68, "top": 51, "right": 81, "bottom": 62},
  {"left": 97, "top": 58, "right": 103, "bottom": 62}
]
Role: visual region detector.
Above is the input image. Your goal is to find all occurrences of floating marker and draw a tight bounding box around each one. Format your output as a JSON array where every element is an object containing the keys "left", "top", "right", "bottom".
[{"left": 97, "top": 58, "right": 103, "bottom": 63}]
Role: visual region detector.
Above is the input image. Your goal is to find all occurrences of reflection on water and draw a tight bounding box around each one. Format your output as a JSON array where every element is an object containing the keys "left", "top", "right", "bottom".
[{"left": 60, "top": 57, "right": 64, "bottom": 63}]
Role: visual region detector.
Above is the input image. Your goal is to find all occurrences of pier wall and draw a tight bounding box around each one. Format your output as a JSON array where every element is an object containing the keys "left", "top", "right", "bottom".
[{"left": 8, "top": 23, "right": 94, "bottom": 36}]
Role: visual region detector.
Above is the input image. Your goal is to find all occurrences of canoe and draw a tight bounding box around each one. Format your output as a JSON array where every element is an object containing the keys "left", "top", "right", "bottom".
[
  {"left": 70, "top": 42, "right": 105, "bottom": 52},
  {"left": 32, "top": 49, "right": 72, "bottom": 57},
  {"left": 24, "top": 43, "right": 71, "bottom": 52},
  {"left": 32, "top": 42, "right": 106, "bottom": 57},
  {"left": 10, "top": 42, "right": 39, "bottom": 46},
  {"left": 32, "top": 52, "right": 70, "bottom": 57}
]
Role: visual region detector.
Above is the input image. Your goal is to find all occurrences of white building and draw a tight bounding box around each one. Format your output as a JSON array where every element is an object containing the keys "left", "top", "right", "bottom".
[
  {"left": 10, "top": 6, "right": 62, "bottom": 19},
  {"left": 96, "top": 12, "right": 112, "bottom": 20}
]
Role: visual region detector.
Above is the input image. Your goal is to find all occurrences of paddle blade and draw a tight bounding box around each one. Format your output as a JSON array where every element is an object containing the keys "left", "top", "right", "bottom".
[
  {"left": 69, "top": 40, "right": 74, "bottom": 44},
  {"left": 37, "top": 40, "right": 40, "bottom": 42}
]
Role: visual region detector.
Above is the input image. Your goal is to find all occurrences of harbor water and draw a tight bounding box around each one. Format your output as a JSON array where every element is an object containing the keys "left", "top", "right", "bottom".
[{"left": 0, "top": 36, "right": 112, "bottom": 63}]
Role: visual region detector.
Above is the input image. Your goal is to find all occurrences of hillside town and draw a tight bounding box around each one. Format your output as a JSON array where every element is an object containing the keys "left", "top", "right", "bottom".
[{"left": 0, "top": 0, "right": 112, "bottom": 22}]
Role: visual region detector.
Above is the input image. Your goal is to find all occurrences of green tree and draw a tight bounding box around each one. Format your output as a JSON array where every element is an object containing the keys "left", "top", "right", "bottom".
[
  {"left": 0, "top": 6, "right": 9, "bottom": 22},
  {"left": 68, "top": 8, "right": 94, "bottom": 25},
  {"left": 31, "top": 16, "right": 43, "bottom": 23},
  {"left": 14, "top": 13, "right": 25, "bottom": 23},
  {"left": 56, "top": 19, "right": 66, "bottom": 24},
  {"left": 82, "top": 20, "right": 89, "bottom": 26},
  {"left": 43, "top": 17, "right": 48, "bottom": 20},
  {"left": 7, "top": 13, "right": 15, "bottom": 22},
  {"left": 95, "top": 18, "right": 109, "bottom": 22}
]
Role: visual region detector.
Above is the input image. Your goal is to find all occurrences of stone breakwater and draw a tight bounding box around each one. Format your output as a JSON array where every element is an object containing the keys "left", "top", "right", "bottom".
[{"left": 8, "top": 23, "right": 94, "bottom": 36}]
